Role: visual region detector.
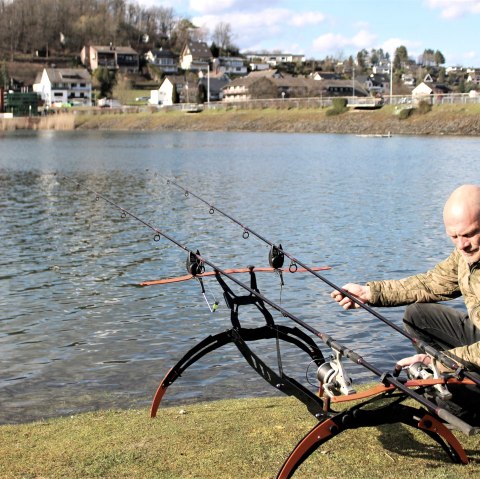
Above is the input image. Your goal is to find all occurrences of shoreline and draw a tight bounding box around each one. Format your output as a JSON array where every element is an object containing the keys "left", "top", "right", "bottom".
[{"left": 2, "top": 104, "right": 480, "bottom": 136}]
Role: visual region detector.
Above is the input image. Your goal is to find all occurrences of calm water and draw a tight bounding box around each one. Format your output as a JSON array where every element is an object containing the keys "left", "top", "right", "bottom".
[{"left": 1, "top": 130, "right": 480, "bottom": 424}]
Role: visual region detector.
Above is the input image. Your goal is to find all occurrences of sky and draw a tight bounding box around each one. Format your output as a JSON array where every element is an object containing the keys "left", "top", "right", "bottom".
[{"left": 140, "top": 0, "right": 480, "bottom": 67}]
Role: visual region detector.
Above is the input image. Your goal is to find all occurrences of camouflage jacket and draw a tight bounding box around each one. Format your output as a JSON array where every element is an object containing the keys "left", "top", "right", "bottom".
[{"left": 367, "top": 249, "right": 480, "bottom": 367}]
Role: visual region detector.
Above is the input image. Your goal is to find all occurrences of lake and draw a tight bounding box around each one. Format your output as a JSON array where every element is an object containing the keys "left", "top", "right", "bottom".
[{"left": 1, "top": 129, "right": 480, "bottom": 424}]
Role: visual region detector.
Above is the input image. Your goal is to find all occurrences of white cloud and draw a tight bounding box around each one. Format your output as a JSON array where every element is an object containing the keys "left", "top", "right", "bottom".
[
  {"left": 193, "top": 7, "right": 326, "bottom": 48},
  {"left": 189, "top": 0, "right": 239, "bottom": 15},
  {"left": 312, "top": 29, "right": 376, "bottom": 55},
  {"left": 312, "top": 33, "right": 350, "bottom": 54},
  {"left": 352, "top": 30, "right": 377, "bottom": 48},
  {"left": 189, "top": 0, "right": 281, "bottom": 15},
  {"left": 382, "top": 38, "right": 422, "bottom": 58},
  {"left": 425, "top": 0, "right": 480, "bottom": 19},
  {"left": 290, "top": 12, "right": 326, "bottom": 27}
]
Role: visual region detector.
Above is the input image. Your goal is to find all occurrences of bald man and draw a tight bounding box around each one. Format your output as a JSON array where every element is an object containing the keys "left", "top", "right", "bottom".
[{"left": 331, "top": 185, "right": 480, "bottom": 421}]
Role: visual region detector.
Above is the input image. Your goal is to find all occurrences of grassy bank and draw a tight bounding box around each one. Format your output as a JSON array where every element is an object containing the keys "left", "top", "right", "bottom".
[
  {"left": 1, "top": 395, "right": 480, "bottom": 478},
  {"left": 72, "top": 104, "right": 480, "bottom": 136},
  {"left": 2, "top": 104, "right": 480, "bottom": 136}
]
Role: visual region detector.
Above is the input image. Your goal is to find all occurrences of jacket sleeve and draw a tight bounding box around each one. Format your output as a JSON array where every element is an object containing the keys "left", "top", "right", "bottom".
[
  {"left": 448, "top": 342, "right": 480, "bottom": 369},
  {"left": 366, "top": 250, "right": 462, "bottom": 307}
]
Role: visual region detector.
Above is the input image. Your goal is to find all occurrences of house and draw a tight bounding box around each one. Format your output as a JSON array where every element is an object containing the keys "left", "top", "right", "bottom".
[
  {"left": 372, "top": 63, "right": 391, "bottom": 75},
  {"left": 198, "top": 75, "right": 230, "bottom": 101},
  {"left": 249, "top": 62, "right": 270, "bottom": 71},
  {"left": 180, "top": 41, "right": 212, "bottom": 72},
  {"left": 150, "top": 75, "right": 198, "bottom": 105},
  {"left": 244, "top": 52, "right": 306, "bottom": 67},
  {"left": 80, "top": 45, "right": 140, "bottom": 73},
  {"left": 310, "top": 72, "right": 340, "bottom": 81},
  {"left": 145, "top": 48, "right": 178, "bottom": 74},
  {"left": 466, "top": 70, "right": 480, "bottom": 85},
  {"left": 364, "top": 74, "right": 389, "bottom": 95},
  {"left": 412, "top": 82, "right": 433, "bottom": 102},
  {"left": 222, "top": 71, "right": 325, "bottom": 102},
  {"left": 151, "top": 76, "right": 180, "bottom": 105},
  {"left": 33, "top": 68, "right": 92, "bottom": 107},
  {"left": 211, "top": 57, "right": 247, "bottom": 76},
  {"left": 402, "top": 74, "right": 416, "bottom": 87},
  {"left": 323, "top": 80, "right": 368, "bottom": 97}
]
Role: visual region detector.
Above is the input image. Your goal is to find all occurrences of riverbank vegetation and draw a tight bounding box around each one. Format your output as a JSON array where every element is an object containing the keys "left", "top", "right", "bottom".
[{"left": 1, "top": 395, "right": 480, "bottom": 478}]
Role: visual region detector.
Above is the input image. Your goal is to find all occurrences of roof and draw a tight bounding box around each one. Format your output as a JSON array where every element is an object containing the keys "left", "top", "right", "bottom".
[
  {"left": 44, "top": 68, "right": 92, "bottom": 83},
  {"left": 91, "top": 45, "right": 138, "bottom": 55},
  {"left": 160, "top": 75, "right": 187, "bottom": 87},
  {"left": 150, "top": 48, "right": 177, "bottom": 59},
  {"left": 183, "top": 41, "right": 212, "bottom": 60},
  {"left": 199, "top": 77, "right": 229, "bottom": 92}
]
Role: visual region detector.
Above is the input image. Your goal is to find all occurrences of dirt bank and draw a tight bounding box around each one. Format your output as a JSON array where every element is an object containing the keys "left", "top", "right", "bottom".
[
  {"left": 73, "top": 105, "right": 480, "bottom": 136},
  {"left": 3, "top": 104, "right": 480, "bottom": 136}
]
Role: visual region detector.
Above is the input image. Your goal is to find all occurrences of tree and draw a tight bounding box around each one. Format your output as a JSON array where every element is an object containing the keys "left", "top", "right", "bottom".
[
  {"left": 421, "top": 48, "right": 435, "bottom": 66},
  {"left": 94, "top": 67, "right": 116, "bottom": 98},
  {"left": 356, "top": 49, "right": 367, "bottom": 72},
  {"left": 172, "top": 83, "right": 179, "bottom": 104},
  {"left": 394, "top": 45, "right": 409, "bottom": 69},
  {"left": 112, "top": 75, "right": 132, "bottom": 104},
  {"left": 170, "top": 18, "right": 197, "bottom": 52},
  {"left": 197, "top": 82, "right": 207, "bottom": 103},
  {"left": 434, "top": 50, "right": 446, "bottom": 66},
  {"left": 437, "top": 67, "right": 446, "bottom": 84},
  {"left": 0, "top": 61, "right": 9, "bottom": 89},
  {"left": 250, "top": 77, "right": 278, "bottom": 99},
  {"left": 212, "top": 22, "right": 234, "bottom": 55}
]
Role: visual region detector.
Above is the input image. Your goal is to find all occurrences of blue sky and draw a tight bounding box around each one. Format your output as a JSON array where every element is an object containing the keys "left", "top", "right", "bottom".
[{"left": 142, "top": 0, "right": 480, "bottom": 67}]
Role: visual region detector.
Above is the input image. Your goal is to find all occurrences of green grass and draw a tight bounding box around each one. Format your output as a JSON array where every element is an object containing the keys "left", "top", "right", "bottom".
[{"left": 1, "top": 395, "right": 480, "bottom": 478}]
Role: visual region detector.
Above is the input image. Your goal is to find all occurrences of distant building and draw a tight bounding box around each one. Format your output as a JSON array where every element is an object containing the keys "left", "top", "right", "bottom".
[
  {"left": 222, "top": 71, "right": 325, "bottom": 102},
  {"left": 364, "top": 74, "right": 389, "bottom": 95},
  {"left": 322, "top": 80, "right": 368, "bottom": 98},
  {"left": 412, "top": 81, "right": 433, "bottom": 103},
  {"left": 310, "top": 72, "right": 340, "bottom": 81},
  {"left": 80, "top": 45, "right": 140, "bottom": 73},
  {"left": 244, "top": 52, "right": 305, "bottom": 67},
  {"left": 33, "top": 68, "right": 92, "bottom": 107},
  {"left": 179, "top": 41, "right": 212, "bottom": 72},
  {"left": 145, "top": 48, "right": 178, "bottom": 74},
  {"left": 211, "top": 57, "right": 247, "bottom": 76},
  {"left": 150, "top": 75, "right": 188, "bottom": 105},
  {"left": 198, "top": 75, "right": 230, "bottom": 101}
]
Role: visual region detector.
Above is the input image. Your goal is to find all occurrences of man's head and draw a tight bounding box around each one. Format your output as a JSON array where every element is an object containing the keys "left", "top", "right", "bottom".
[{"left": 443, "top": 184, "right": 480, "bottom": 264}]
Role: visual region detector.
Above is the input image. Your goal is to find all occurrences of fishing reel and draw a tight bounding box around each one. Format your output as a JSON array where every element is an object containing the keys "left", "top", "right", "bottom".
[
  {"left": 317, "top": 350, "right": 356, "bottom": 397},
  {"left": 407, "top": 361, "right": 452, "bottom": 401}
]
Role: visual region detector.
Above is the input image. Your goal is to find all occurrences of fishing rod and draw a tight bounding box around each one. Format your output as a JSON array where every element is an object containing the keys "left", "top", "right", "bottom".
[
  {"left": 63, "top": 174, "right": 476, "bottom": 435},
  {"left": 160, "top": 175, "right": 480, "bottom": 387}
]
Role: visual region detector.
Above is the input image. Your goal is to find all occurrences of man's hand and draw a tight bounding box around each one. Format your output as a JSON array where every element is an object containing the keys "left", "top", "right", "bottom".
[
  {"left": 396, "top": 353, "right": 452, "bottom": 373},
  {"left": 330, "top": 283, "right": 372, "bottom": 310},
  {"left": 396, "top": 353, "right": 432, "bottom": 369}
]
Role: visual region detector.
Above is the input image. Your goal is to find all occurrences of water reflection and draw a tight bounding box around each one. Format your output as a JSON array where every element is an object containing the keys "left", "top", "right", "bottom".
[{"left": 1, "top": 131, "right": 479, "bottom": 424}]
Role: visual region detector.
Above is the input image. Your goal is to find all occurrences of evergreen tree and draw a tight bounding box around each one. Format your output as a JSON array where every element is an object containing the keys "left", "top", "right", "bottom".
[
  {"left": 434, "top": 50, "right": 446, "bottom": 66},
  {"left": 0, "top": 62, "right": 9, "bottom": 89}
]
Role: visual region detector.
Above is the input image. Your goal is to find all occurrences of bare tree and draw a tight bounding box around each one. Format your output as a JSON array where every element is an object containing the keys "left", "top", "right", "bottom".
[{"left": 212, "top": 22, "right": 233, "bottom": 53}]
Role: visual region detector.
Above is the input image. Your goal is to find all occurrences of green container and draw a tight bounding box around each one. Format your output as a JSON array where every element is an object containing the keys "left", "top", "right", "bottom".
[{"left": 5, "top": 92, "right": 40, "bottom": 117}]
